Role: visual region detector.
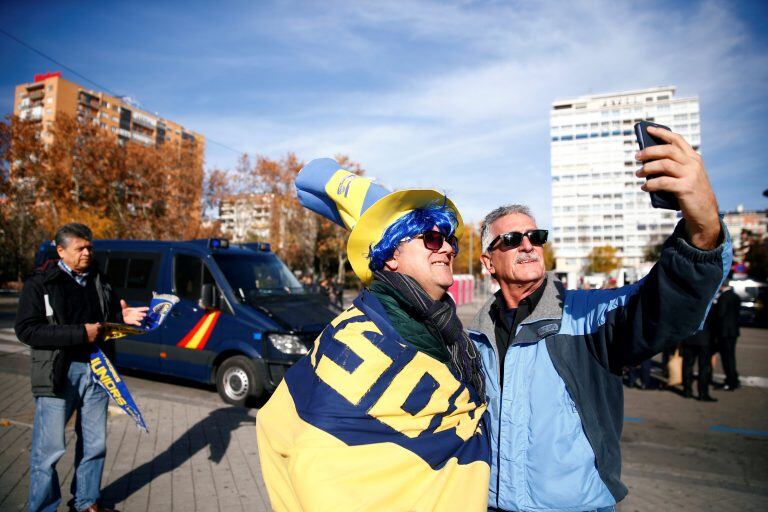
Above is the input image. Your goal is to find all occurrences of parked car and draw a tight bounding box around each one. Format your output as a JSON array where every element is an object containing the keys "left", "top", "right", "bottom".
[
  {"left": 729, "top": 278, "right": 767, "bottom": 327},
  {"left": 35, "top": 238, "right": 339, "bottom": 405}
]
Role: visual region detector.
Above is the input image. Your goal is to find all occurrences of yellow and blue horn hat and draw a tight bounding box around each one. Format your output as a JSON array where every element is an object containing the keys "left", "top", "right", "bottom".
[{"left": 296, "top": 158, "right": 463, "bottom": 285}]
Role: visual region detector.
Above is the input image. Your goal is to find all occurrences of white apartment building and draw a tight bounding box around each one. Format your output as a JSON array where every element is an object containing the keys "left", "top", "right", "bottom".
[
  {"left": 550, "top": 86, "right": 701, "bottom": 281},
  {"left": 219, "top": 193, "right": 274, "bottom": 243}
]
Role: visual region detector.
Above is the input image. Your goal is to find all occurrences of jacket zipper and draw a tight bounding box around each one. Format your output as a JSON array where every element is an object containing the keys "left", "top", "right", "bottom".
[{"left": 493, "top": 338, "right": 502, "bottom": 509}]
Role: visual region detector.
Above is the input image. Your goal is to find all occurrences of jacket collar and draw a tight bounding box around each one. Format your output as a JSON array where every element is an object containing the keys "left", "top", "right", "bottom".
[
  {"left": 520, "top": 272, "right": 565, "bottom": 326},
  {"left": 40, "top": 260, "right": 100, "bottom": 284},
  {"left": 471, "top": 271, "right": 565, "bottom": 344},
  {"left": 40, "top": 262, "right": 65, "bottom": 284}
]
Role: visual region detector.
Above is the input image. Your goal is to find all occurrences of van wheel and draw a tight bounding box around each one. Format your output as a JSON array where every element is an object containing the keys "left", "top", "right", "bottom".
[{"left": 216, "top": 356, "right": 263, "bottom": 407}]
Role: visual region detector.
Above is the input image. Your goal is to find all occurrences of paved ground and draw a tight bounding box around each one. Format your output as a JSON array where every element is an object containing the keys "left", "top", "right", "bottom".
[{"left": 0, "top": 295, "right": 767, "bottom": 511}]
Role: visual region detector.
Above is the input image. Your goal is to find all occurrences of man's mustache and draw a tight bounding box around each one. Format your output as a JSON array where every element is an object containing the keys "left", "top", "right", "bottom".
[{"left": 515, "top": 252, "right": 540, "bottom": 264}]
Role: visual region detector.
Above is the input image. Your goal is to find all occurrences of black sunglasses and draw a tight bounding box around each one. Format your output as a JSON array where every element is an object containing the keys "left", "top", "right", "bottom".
[
  {"left": 402, "top": 231, "right": 459, "bottom": 255},
  {"left": 487, "top": 229, "right": 548, "bottom": 252}
]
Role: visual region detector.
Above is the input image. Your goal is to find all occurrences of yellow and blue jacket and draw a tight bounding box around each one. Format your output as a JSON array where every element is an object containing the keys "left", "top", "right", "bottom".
[{"left": 257, "top": 289, "right": 490, "bottom": 511}]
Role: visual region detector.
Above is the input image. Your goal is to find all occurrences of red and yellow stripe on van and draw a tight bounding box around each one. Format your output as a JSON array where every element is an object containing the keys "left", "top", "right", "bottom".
[{"left": 177, "top": 311, "right": 220, "bottom": 350}]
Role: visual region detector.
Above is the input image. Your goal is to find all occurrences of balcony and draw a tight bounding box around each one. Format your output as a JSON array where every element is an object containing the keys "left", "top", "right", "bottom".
[
  {"left": 131, "top": 131, "right": 154, "bottom": 145},
  {"left": 78, "top": 91, "right": 100, "bottom": 110},
  {"left": 20, "top": 106, "right": 44, "bottom": 121},
  {"left": 28, "top": 90, "right": 44, "bottom": 101},
  {"left": 131, "top": 112, "right": 157, "bottom": 129},
  {"left": 78, "top": 97, "right": 99, "bottom": 110}
]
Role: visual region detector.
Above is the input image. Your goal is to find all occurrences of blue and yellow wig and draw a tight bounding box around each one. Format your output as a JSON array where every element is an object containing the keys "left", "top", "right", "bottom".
[{"left": 368, "top": 203, "right": 459, "bottom": 271}]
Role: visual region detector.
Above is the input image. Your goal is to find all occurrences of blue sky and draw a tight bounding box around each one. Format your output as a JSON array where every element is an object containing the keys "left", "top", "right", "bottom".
[{"left": 2, "top": 0, "right": 766, "bottom": 225}]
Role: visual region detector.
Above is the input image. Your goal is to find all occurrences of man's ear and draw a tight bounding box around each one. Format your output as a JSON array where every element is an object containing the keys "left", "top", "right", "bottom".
[
  {"left": 480, "top": 253, "right": 494, "bottom": 275},
  {"left": 384, "top": 258, "right": 398, "bottom": 271},
  {"left": 56, "top": 246, "right": 65, "bottom": 258}
]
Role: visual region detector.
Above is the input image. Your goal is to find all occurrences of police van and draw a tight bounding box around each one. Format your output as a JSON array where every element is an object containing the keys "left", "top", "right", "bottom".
[{"left": 35, "top": 239, "right": 339, "bottom": 406}]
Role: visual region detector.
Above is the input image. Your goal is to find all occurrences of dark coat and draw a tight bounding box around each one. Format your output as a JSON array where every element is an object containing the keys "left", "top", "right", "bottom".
[
  {"left": 682, "top": 306, "right": 716, "bottom": 347},
  {"left": 14, "top": 263, "right": 121, "bottom": 397},
  {"left": 716, "top": 288, "right": 741, "bottom": 338}
]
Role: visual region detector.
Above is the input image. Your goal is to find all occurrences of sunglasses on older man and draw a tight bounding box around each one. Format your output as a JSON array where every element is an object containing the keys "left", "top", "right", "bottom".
[
  {"left": 401, "top": 231, "right": 460, "bottom": 255},
  {"left": 486, "top": 229, "right": 548, "bottom": 252}
]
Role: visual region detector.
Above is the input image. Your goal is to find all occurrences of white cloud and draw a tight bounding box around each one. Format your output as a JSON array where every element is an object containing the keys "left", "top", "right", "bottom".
[{"left": 196, "top": 0, "right": 767, "bottom": 223}]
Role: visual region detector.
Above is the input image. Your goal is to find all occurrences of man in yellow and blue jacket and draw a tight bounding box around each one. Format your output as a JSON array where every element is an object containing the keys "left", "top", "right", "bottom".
[{"left": 257, "top": 158, "right": 490, "bottom": 511}]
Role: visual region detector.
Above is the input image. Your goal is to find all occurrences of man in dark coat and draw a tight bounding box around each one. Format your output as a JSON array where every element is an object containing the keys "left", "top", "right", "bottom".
[
  {"left": 15, "top": 223, "right": 147, "bottom": 512},
  {"left": 716, "top": 281, "right": 741, "bottom": 390},
  {"left": 682, "top": 306, "right": 717, "bottom": 401}
]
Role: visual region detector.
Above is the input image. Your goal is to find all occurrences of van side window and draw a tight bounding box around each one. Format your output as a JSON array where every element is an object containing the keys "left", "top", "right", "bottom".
[
  {"left": 107, "top": 257, "right": 129, "bottom": 287},
  {"left": 127, "top": 258, "right": 153, "bottom": 289},
  {"left": 94, "top": 253, "right": 108, "bottom": 272},
  {"left": 174, "top": 255, "right": 215, "bottom": 301},
  {"left": 105, "top": 253, "right": 160, "bottom": 302},
  {"left": 175, "top": 255, "right": 201, "bottom": 301}
]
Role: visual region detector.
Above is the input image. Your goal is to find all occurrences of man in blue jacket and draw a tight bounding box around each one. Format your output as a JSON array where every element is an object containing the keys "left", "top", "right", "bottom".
[{"left": 470, "top": 126, "right": 731, "bottom": 511}]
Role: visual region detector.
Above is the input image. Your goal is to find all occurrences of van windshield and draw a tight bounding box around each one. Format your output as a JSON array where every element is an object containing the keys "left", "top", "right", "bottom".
[{"left": 212, "top": 253, "right": 306, "bottom": 298}]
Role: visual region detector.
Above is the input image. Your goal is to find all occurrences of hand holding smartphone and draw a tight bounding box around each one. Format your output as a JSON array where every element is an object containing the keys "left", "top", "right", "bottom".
[{"left": 634, "top": 121, "right": 681, "bottom": 210}]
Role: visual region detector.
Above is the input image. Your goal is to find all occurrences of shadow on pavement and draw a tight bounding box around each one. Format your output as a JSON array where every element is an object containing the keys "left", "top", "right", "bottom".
[{"left": 100, "top": 406, "right": 255, "bottom": 508}]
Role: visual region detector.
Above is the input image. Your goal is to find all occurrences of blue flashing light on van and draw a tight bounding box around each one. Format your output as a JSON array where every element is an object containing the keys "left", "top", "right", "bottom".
[{"left": 35, "top": 238, "right": 339, "bottom": 406}]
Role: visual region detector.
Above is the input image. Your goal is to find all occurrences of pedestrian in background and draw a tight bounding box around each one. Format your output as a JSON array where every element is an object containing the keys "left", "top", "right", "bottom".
[
  {"left": 681, "top": 306, "right": 718, "bottom": 401},
  {"left": 627, "top": 359, "right": 654, "bottom": 389},
  {"left": 716, "top": 279, "right": 741, "bottom": 390},
  {"left": 15, "top": 223, "right": 147, "bottom": 512}
]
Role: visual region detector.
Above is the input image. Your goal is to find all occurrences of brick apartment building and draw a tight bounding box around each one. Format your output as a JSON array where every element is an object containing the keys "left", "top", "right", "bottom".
[{"left": 13, "top": 71, "right": 204, "bottom": 156}]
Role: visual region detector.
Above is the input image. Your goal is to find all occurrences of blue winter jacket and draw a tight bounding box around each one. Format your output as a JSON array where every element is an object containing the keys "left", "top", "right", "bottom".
[{"left": 469, "top": 220, "right": 731, "bottom": 511}]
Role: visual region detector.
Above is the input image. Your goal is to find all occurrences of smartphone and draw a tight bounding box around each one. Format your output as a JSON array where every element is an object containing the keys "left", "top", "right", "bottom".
[{"left": 634, "top": 120, "right": 680, "bottom": 210}]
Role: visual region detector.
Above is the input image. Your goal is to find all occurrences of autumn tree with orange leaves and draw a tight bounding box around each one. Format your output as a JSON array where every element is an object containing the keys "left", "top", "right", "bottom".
[
  {"left": 452, "top": 222, "right": 482, "bottom": 277},
  {"left": 215, "top": 153, "right": 367, "bottom": 282},
  {"left": 251, "top": 153, "right": 315, "bottom": 274},
  {"left": 0, "top": 116, "right": 47, "bottom": 281},
  {"left": 0, "top": 114, "right": 214, "bottom": 280}
]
